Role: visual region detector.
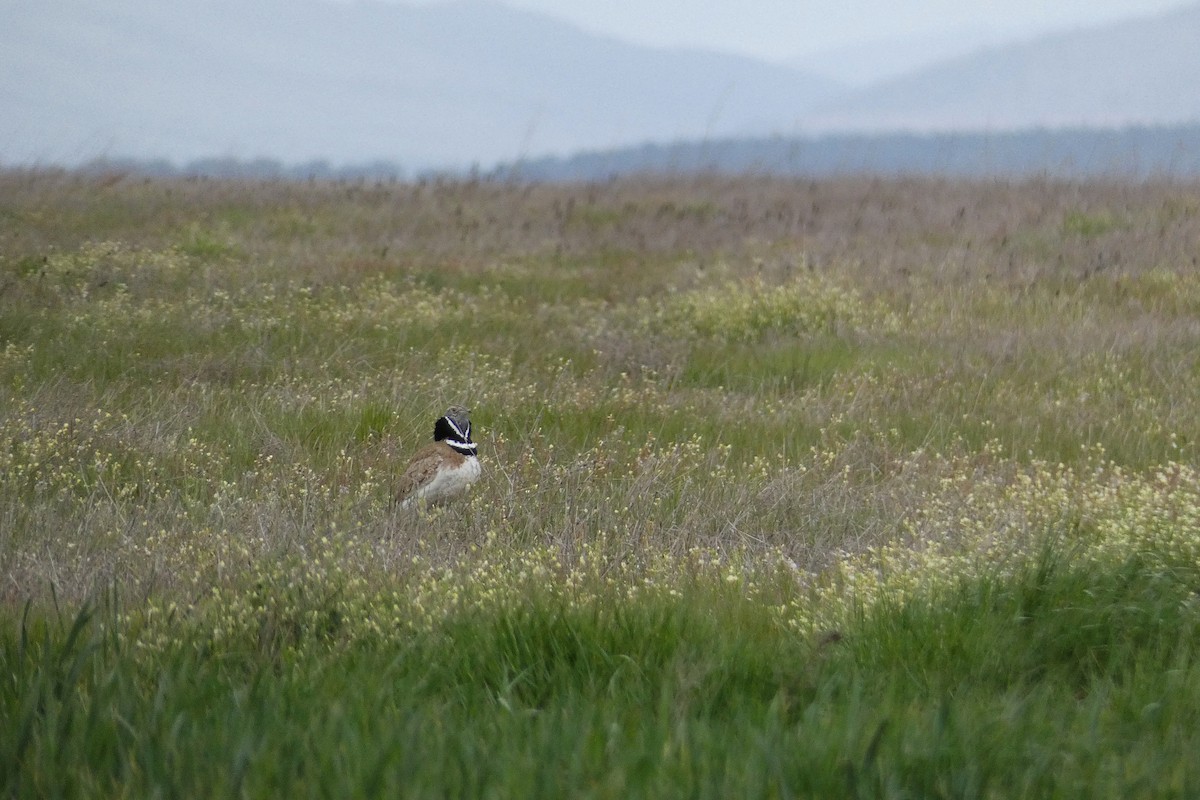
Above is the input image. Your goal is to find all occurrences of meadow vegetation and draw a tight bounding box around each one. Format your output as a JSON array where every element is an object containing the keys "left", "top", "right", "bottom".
[{"left": 3, "top": 170, "right": 1200, "bottom": 796}]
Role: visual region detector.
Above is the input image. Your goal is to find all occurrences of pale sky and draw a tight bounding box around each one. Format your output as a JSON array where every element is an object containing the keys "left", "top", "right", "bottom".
[{"left": 393, "top": 0, "right": 1192, "bottom": 63}]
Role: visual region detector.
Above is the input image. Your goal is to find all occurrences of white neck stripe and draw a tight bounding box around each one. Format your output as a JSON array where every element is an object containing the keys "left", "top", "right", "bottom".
[{"left": 446, "top": 417, "right": 469, "bottom": 441}]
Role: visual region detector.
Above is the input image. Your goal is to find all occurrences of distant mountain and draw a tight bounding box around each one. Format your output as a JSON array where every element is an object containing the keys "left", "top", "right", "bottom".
[
  {"left": 0, "top": 0, "right": 839, "bottom": 170},
  {"left": 8, "top": 0, "right": 1199, "bottom": 175},
  {"left": 801, "top": 3, "right": 1200, "bottom": 132},
  {"left": 789, "top": 23, "right": 1037, "bottom": 87}
]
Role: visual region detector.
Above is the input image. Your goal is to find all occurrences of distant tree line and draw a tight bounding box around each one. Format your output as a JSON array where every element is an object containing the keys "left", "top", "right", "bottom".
[
  {"left": 59, "top": 124, "right": 1200, "bottom": 182},
  {"left": 504, "top": 125, "right": 1200, "bottom": 182}
]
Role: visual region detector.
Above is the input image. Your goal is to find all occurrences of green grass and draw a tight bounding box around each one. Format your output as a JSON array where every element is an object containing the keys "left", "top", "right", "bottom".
[
  {"left": 3, "top": 171, "right": 1200, "bottom": 795},
  {"left": 4, "top": 551, "right": 1198, "bottom": 798}
]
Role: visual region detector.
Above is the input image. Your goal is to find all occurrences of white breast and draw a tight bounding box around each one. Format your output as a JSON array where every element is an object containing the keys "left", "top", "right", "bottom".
[{"left": 405, "top": 455, "right": 481, "bottom": 508}]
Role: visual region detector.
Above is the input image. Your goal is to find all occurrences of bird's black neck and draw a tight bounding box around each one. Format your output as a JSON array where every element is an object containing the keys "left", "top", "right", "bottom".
[{"left": 435, "top": 415, "right": 477, "bottom": 456}]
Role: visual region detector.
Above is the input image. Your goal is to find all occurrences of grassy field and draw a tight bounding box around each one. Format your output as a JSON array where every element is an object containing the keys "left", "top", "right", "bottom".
[{"left": 3, "top": 170, "right": 1200, "bottom": 796}]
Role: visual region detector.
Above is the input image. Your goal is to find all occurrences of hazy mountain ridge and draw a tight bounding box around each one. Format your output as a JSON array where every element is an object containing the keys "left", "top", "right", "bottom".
[
  {"left": 2, "top": 0, "right": 1199, "bottom": 172},
  {"left": 801, "top": 3, "right": 1200, "bottom": 132},
  {"left": 0, "top": 0, "right": 839, "bottom": 169},
  {"left": 789, "top": 23, "right": 1039, "bottom": 87}
]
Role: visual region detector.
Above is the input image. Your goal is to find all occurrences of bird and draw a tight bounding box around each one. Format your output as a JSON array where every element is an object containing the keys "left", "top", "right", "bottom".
[{"left": 395, "top": 405, "right": 481, "bottom": 509}]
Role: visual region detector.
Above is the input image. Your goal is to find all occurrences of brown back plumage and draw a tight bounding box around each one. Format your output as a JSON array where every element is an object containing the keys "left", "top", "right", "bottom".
[{"left": 395, "top": 441, "right": 464, "bottom": 503}]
